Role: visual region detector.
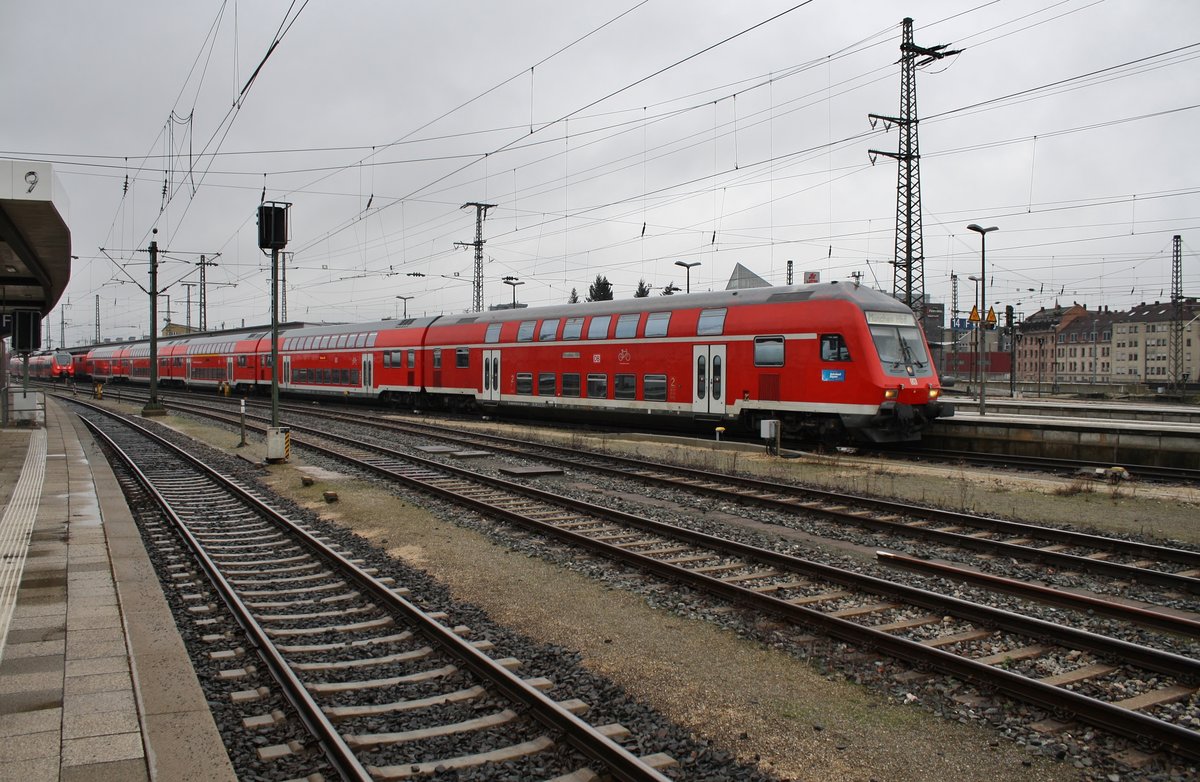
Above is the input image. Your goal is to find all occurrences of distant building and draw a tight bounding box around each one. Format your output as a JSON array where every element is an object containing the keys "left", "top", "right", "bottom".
[
  {"left": 1011, "top": 300, "right": 1199, "bottom": 389},
  {"left": 162, "top": 322, "right": 201, "bottom": 337}
]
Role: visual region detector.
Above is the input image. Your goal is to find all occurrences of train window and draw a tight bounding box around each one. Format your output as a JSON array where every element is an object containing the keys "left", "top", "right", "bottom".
[
  {"left": 237, "top": 356, "right": 248, "bottom": 367},
  {"left": 538, "top": 372, "right": 556, "bottom": 395},
  {"left": 336, "top": 335, "right": 348, "bottom": 349},
  {"left": 754, "top": 336, "right": 785, "bottom": 366},
  {"left": 712, "top": 355, "right": 722, "bottom": 400},
  {"left": 820, "top": 335, "right": 851, "bottom": 362},
  {"left": 562, "top": 317, "right": 584, "bottom": 340},
  {"left": 456, "top": 348, "right": 470, "bottom": 368},
  {"left": 517, "top": 321, "right": 537, "bottom": 342},
  {"left": 644, "top": 374, "right": 667, "bottom": 401},
  {"left": 586, "top": 374, "right": 608, "bottom": 398},
  {"left": 433, "top": 349, "right": 442, "bottom": 369},
  {"left": 587, "top": 316, "right": 611, "bottom": 340},
  {"left": 697, "top": 308, "right": 727, "bottom": 336},
  {"left": 516, "top": 373, "right": 533, "bottom": 394},
  {"left": 538, "top": 319, "right": 560, "bottom": 341},
  {"left": 367, "top": 333, "right": 378, "bottom": 348},
  {"left": 615, "top": 314, "right": 640, "bottom": 339},
  {"left": 696, "top": 356, "right": 707, "bottom": 399},
  {"left": 645, "top": 312, "right": 671, "bottom": 338},
  {"left": 383, "top": 353, "right": 392, "bottom": 368},
  {"left": 562, "top": 373, "right": 581, "bottom": 397},
  {"left": 354, "top": 334, "right": 367, "bottom": 348},
  {"left": 303, "top": 337, "right": 313, "bottom": 350},
  {"left": 483, "top": 357, "right": 491, "bottom": 391},
  {"left": 408, "top": 349, "right": 415, "bottom": 367},
  {"left": 485, "top": 323, "right": 502, "bottom": 344},
  {"left": 392, "top": 351, "right": 402, "bottom": 367},
  {"left": 614, "top": 373, "right": 636, "bottom": 399},
  {"left": 350, "top": 369, "right": 360, "bottom": 384}
]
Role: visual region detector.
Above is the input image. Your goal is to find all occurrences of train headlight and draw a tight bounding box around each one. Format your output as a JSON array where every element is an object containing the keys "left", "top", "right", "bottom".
[
  {"left": 883, "top": 388, "right": 899, "bottom": 400},
  {"left": 928, "top": 388, "right": 940, "bottom": 400}
]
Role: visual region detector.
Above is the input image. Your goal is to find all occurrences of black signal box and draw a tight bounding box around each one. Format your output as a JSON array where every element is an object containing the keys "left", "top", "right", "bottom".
[
  {"left": 257, "top": 204, "right": 289, "bottom": 250},
  {"left": 11, "top": 309, "right": 41, "bottom": 353}
]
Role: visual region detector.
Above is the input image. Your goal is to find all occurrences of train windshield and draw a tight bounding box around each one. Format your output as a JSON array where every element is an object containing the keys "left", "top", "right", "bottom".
[
  {"left": 866, "top": 311, "right": 933, "bottom": 378},
  {"left": 55, "top": 351, "right": 72, "bottom": 365}
]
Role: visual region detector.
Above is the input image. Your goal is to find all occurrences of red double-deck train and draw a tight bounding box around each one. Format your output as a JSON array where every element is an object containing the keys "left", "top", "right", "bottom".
[{"left": 68, "top": 282, "right": 952, "bottom": 442}]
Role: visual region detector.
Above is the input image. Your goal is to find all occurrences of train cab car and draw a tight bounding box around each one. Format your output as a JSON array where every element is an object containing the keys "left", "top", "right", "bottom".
[{"left": 416, "top": 281, "right": 950, "bottom": 443}]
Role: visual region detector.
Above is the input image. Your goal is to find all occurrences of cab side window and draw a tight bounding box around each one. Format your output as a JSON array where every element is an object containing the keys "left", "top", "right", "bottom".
[{"left": 820, "top": 334, "right": 851, "bottom": 362}]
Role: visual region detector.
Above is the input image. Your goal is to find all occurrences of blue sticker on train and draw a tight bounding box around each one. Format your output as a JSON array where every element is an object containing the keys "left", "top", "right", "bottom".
[{"left": 821, "top": 369, "right": 845, "bottom": 382}]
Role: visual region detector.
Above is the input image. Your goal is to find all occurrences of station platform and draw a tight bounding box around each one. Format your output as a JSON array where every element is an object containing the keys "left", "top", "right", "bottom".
[
  {"left": 926, "top": 403, "right": 1200, "bottom": 470},
  {"left": 0, "top": 398, "right": 234, "bottom": 781}
]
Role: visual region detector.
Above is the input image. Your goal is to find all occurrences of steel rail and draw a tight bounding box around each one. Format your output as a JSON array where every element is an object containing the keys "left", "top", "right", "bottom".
[
  {"left": 876, "top": 551, "right": 1200, "bottom": 638},
  {"left": 241, "top": 414, "right": 1200, "bottom": 761},
  {"left": 76, "top": 404, "right": 673, "bottom": 782},
  {"left": 80, "top": 416, "right": 374, "bottom": 782},
  {"left": 276, "top": 406, "right": 1200, "bottom": 590},
  {"left": 66, "top": 393, "right": 1200, "bottom": 761}
]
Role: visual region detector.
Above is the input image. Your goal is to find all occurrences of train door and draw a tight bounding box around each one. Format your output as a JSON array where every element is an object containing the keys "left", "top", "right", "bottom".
[
  {"left": 691, "top": 344, "right": 727, "bottom": 416},
  {"left": 482, "top": 349, "right": 501, "bottom": 402},
  {"left": 282, "top": 356, "right": 291, "bottom": 388},
  {"left": 226, "top": 357, "right": 234, "bottom": 387},
  {"left": 361, "top": 353, "right": 372, "bottom": 392}
]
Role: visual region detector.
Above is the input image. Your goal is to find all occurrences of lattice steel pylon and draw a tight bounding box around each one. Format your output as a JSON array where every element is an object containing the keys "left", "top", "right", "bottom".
[
  {"left": 1171, "top": 234, "right": 1184, "bottom": 390},
  {"left": 456, "top": 202, "right": 496, "bottom": 313},
  {"left": 868, "top": 18, "right": 959, "bottom": 324}
]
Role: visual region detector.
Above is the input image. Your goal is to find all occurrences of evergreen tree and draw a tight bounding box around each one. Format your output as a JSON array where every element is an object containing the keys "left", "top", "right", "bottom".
[
  {"left": 660, "top": 281, "right": 680, "bottom": 295},
  {"left": 633, "top": 278, "right": 652, "bottom": 298},
  {"left": 586, "top": 274, "right": 614, "bottom": 302},
  {"left": 568, "top": 287, "right": 580, "bottom": 304}
]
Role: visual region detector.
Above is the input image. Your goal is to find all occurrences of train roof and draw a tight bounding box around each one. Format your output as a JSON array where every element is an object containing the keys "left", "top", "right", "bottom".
[
  {"left": 81, "top": 283, "right": 915, "bottom": 354},
  {"left": 429, "top": 281, "right": 913, "bottom": 327}
]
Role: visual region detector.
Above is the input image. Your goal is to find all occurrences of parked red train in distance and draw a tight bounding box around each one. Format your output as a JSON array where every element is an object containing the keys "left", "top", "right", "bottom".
[{"left": 6, "top": 350, "right": 74, "bottom": 381}]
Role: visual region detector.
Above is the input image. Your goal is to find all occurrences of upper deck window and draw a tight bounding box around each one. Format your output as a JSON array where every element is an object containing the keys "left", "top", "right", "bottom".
[
  {"left": 538, "top": 319, "right": 560, "bottom": 341},
  {"left": 562, "top": 317, "right": 584, "bottom": 340},
  {"left": 485, "top": 323, "right": 502, "bottom": 344},
  {"left": 644, "top": 312, "right": 671, "bottom": 338},
  {"left": 697, "top": 308, "right": 727, "bottom": 336},
  {"left": 517, "top": 321, "right": 537, "bottom": 342},
  {"left": 587, "top": 315, "right": 611, "bottom": 340},
  {"left": 615, "top": 314, "right": 640, "bottom": 339}
]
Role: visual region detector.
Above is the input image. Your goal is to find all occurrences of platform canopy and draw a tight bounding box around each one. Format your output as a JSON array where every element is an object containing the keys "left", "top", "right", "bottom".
[{"left": 0, "top": 159, "right": 72, "bottom": 336}]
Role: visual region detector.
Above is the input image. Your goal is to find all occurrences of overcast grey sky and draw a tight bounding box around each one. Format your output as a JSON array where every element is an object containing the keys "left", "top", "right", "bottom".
[{"left": 3, "top": 0, "right": 1198, "bottom": 345}]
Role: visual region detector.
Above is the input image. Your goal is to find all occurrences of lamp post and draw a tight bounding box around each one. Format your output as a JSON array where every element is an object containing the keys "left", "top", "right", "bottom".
[
  {"left": 967, "top": 224, "right": 998, "bottom": 414},
  {"left": 502, "top": 276, "right": 524, "bottom": 308},
  {"left": 395, "top": 295, "right": 413, "bottom": 318},
  {"left": 674, "top": 260, "right": 700, "bottom": 293},
  {"left": 967, "top": 275, "right": 982, "bottom": 391},
  {"left": 1037, "top": 336, "right": 1045, "bottom": 397}
]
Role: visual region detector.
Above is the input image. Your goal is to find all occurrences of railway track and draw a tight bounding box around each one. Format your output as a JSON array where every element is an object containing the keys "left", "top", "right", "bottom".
[
  {"left": 69, "top": 393, "right": 1200, "bottom": 764},
  {"left": 75, "top": 401, "right": 678, "bottom": 781},
  {"left": 177, "top": 394, "right": 1200, "bottom": 603},
  {"left": 880, "top": 446, "right": 1200, "bottom": 485}
]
